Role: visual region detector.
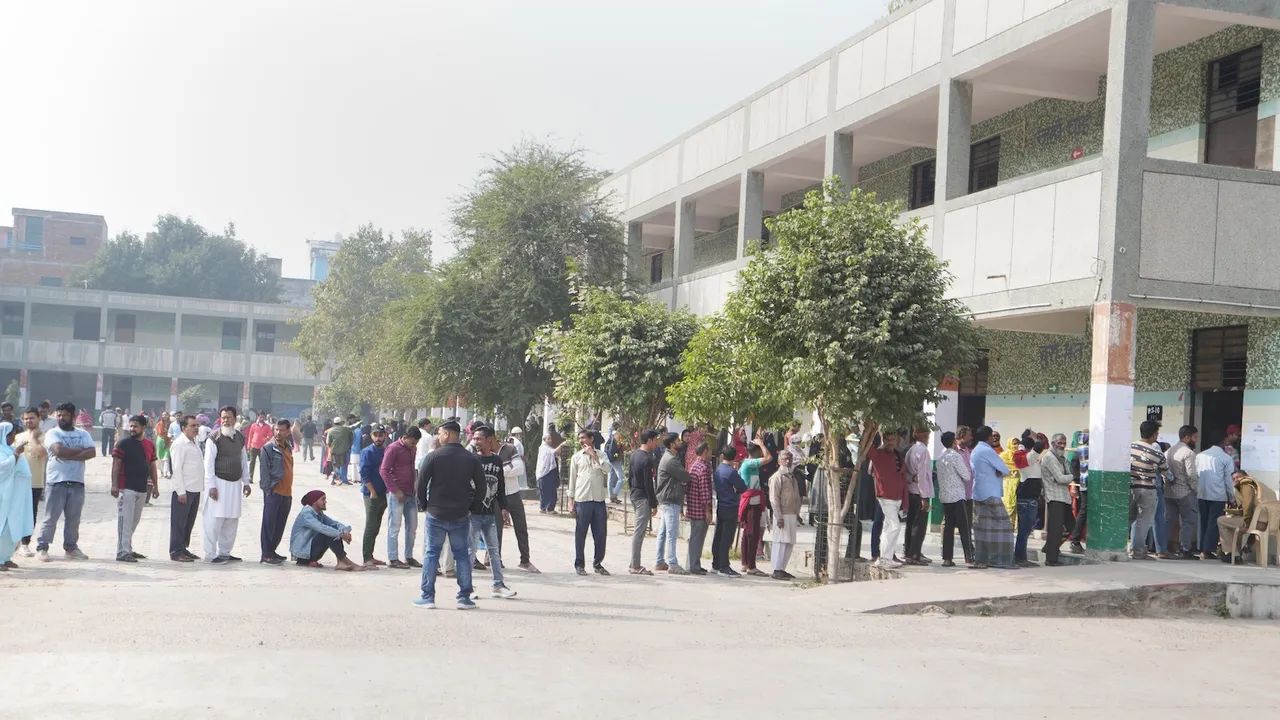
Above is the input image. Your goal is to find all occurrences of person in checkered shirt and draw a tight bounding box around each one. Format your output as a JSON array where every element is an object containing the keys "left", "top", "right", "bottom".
[{"left": 684, "top": 441, "right": 714, "bottom": 575}]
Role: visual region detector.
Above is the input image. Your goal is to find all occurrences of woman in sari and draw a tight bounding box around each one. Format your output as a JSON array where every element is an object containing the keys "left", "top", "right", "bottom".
[{"left": 0, "top": 421, "right": 35, "bottom": 570}]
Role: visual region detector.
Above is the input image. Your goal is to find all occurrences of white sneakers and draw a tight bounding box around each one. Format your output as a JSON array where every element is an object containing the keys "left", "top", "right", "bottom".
[
  {"left": 37, "top": 549, "right": 50, "bottom": 562},
  {"left": 18, "top": 544, "right": 33, "bottom": 558},
  {"left": 492, "top": 584, "right": 517, "bottom": 599}
]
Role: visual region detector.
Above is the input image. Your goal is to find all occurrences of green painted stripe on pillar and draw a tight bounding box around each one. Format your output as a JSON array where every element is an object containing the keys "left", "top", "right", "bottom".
[{"left": 1086, "top": 469, "right": 1131, "bottom": 553}]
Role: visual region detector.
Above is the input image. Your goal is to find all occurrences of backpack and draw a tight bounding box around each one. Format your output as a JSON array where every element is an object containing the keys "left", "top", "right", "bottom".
[{"left": 605, "top": 434, "right": 621, "bottom": 462}]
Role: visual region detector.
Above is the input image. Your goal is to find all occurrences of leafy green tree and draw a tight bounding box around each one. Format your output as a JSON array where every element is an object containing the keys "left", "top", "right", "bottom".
[
  {"left": 667, "top": 311, "right": 796, "bottom": 429},
  {"left": 4, "top": 380, "right": 19, "bottom": 408},
  {"left": 313, "top": 381, "right": 363, "bottom": 421},
  {"left": 529, "top": 282, "right": 698, "bottom": 437},
  {"left": 293, "top": 225, "right": 434, "bottom": 410},
  {"left": 887, "top": 0, "right": 915, "bottom": 12},
  {"left": 178, "top": 384, "right": 210, "bottom": 415},
  {"left": 733, "top": 178, "right": 977, "bottom": 580},
  {"left": 401, "top": 140, "right": 625, "bottom": 427},
  {"left": 74, "top": 215, "right": 280, "bottom": 302}
]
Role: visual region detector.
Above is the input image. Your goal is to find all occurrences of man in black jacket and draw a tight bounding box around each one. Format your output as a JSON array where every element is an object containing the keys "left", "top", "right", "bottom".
[
  {"left": 628, "top": 430, "right": 661, "bottom": 575},
  {"left": 413, "top": 420, "right": 482, "bottom": 610}
]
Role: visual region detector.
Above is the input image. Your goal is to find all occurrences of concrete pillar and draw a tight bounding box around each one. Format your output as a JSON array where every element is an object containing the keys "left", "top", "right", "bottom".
[
  {"left": 172, "top": 312, "right": 183, "bottom": 375},
  {"left": 95, "top": 372, "right": 104, "bottom": 412},
  {"left": 241, "top": 381, "right": 250, "bottom": 416},
  {"left": 737, "top": 171, "right": 764, "bottom": 259},
  {"left": 935, "top": 79, "right": 973, "bottom": 202},
  {"left": 824, "top": 131, "right": 855, "bottom": 191},
  {"left": 625, "top": 222, "right": 644, "bottom": 283},
  {"left": 18, "top": 368, "right": 28, "bottom": 407},
  {"left": 673, "top": 198, "right": 696, "bottom": 279},
  {"left": 1086, "top": 0, "right": 1155, "bottom": 557},
  {"left": 169, "top": 378, "right": 179, "bottom": 413}
]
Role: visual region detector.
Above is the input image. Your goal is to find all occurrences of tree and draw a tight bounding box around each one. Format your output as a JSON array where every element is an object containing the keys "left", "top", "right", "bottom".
[
  {"left": 529, "top": 281, "right": 698, "bottom": 437},
  {"left": 732, "top": 178, "right": 977, "bottom": 580},
  {"left": 667, "top": 310, "right": 796, "bottom": 429},
  {"left": 887, "top": 0, "right": 916, "bottom": 12},
  {"left": 4, "top": 380, "right": 18, "bottom": 408},
  {"left": 178, "top": 384, "right": 210, "bottom": 415},
  {"left": 293, "top": 224, "right": 435, "bottom": 410},
  {"left": 74, "top": 215, "right": 280, "bottom": 302},
  {"left": 401, "top": 140, "right": 626, "bottom": 427},
  {"left": 313, "top": 381, "right": 362, "bottom": 421}
]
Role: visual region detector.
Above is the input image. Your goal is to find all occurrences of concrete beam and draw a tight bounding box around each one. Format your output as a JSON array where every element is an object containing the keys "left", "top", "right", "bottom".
[
  {"left": 982, "top": 67, "right": 1102, "bottom": 103},
  {"left": 1159, "top": 0, "right": 1280, "bottom": 26}
]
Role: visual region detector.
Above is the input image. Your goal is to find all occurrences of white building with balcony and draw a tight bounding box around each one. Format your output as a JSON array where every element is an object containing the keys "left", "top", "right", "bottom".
[{"left": 606, "top": 0, "right": 1280, "bottom": 551}]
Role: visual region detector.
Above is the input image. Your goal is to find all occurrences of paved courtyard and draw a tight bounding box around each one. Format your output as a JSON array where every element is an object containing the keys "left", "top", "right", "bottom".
[{"left": 3, "top": 456, "right": 1279, "bottom": 718}]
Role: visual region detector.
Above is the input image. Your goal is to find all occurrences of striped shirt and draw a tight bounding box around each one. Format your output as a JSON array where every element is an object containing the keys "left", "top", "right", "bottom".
[{"left": 1129, "top": 440, "right": 1168, "bottom": 489}]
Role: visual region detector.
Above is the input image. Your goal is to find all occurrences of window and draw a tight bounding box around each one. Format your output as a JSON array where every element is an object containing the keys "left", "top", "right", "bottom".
[
  {"left": 255, "top": 322, "right": 276, "bottom": 353},
  {"left": 69, "top": 236, "right": 87, "bottom": 246},
  {"left": 38, "top": 276, "right": 63, "bottom": 287},
  {"left": 114, "top": 313, "right": 136, "bottom": 343},
  {"left": 649, "top": 253, "right": 664, "bottom": 284},
  {"left": 72, "top": 310, "right": 100, "bottom": 341},
  {"left": 909, "top": 159, "right": 936, "bottom": 210},
  {"left": 1, "top": 304, "right": 23, "bottom": 336},
  {"left": 1206, "top": 46, "right": 1262, "bottom": 169},
  {"left": 1192, "top": 325, "right": 1248, "bottom": 390},
  {"left": 22, "top": 216, "right": 44, "bottom": 250},
  {"left": 221, "top": 320, "right": 242, "bottom": 351},
  {"left": 969, "top": 136, "right": 1001, "bottom": 193}
]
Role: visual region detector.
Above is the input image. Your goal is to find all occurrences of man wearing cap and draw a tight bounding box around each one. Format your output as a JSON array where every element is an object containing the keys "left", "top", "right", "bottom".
[
  {"left": 290, "top": 490, "right": 362, "bottom": 571},
  {"left": 202, "top": 406, "right": 252, "bottom": 564},
  {"left": 1223, "top": 424, "right": 1242, "bottom": 472},
  {"left": 359, "top": 424, "right": 390, "bottom": 568},
  {"left": 326, "top": 416, "right": 354, "bottom": 486},
  {"left": 415, "top": 420, "right": 482, "bottom": 610}
]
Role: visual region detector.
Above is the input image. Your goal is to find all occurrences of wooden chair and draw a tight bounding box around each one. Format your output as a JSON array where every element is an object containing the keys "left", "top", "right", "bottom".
[{"left": 1245, "top": 501, "right": 1280, "bottom": 567}]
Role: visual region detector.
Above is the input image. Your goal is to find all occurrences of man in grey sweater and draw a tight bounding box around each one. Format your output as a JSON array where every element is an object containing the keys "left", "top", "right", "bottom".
[{"left": 654, "top": 432, "right": 691, "bottom": 575}]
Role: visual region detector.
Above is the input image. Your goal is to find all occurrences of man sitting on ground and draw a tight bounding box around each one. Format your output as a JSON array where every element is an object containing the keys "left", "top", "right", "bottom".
[{"left": 289, "top": 490, "right": 362, "bottom": 571}]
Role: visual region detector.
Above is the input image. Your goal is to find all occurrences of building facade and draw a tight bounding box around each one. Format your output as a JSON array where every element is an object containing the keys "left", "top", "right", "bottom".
[
  {"left": 0, "top": 208, "right": 107, "bottom": 287},
  {"left": 606, "top": 0, "right": 1280, "bottom": 553}
]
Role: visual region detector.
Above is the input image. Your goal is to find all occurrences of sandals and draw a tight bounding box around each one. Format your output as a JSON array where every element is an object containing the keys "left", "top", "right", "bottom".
[{"left": 629, "top": 566, "right": 653, "bottom": 576}]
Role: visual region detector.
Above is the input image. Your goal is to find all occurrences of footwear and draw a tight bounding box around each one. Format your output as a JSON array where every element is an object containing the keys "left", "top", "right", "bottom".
[
  {"left": 388, "top": 559, "right": 409, "bottom": 569},
  {"left": 65, "top": 548, "right": 89, "bottom": 561},
  {"left": 716, "top": 568, "right": 741, "bottom": 577},
  {"left": 492, "top": 584, "right": 517, "bottom": 599},
  {"left": 131, "top": 552, "right": 146, "bottom": 560},
  {"left": 37, "top": 549, "right": 50, "bottom": 562},
  {"left": 780, "top": 570, "right": 796, "bottom": 580},
  {"left": 472, "top": 560, "right": 486, "bottom": 570},
  {"left": 2, "top": 560, "right": 17, "bottom": 569},
  {"left": 368, "top": 558, "right": 387, "bottom": 567},
  {"left": 227, "top": 555, "right": 243, "bottom": 563},
  {"left": 1156, "top": 552, "right": 1171, "bottom": 559},
  {"left": 1016, "top": 560, "right": 1037, "bottom": 568},
  {"left": 518, "top": 561, "right": 541, "bottom": 574},
  {"left": 116, "top": 555, "right": 138, "bottom": 563},
  {"left": 456, "top": 597, "right": 477, "bottom": 610},
  {"left": 771, "top": 570, "right": 788, "bottom": 580},
  {"left": 593, "top": 565, "right": 611, "bottom": 576},
  {"left": 1045, "top": 561, "right": 1063, "bottom": 567},
  {"left": 1069, "top": 542, "right": 1084, "bottom": 554},
  {"left": 916, "top": 555, "right": 934, "bottom": 565},
  {"left": 747, "top": 568, "right": 768, "bottom": 577},
  {"left": 1201, "top": 551, "right": 1218, "bottom": 560},
  {"left": 210, "top": 556, "right": 229, "bottom": 564},
  {"left": 182, "top": 550, "right": 198, "bottom": 560},
  {"left": 667, "top": 565, "right": 690, "bottom": 575},
  {"left": 576, "top": 566, "right": 588, "bottom": 576},
  {"left": 941, "top": 560, "right": 956, "bottom": 568},
  {"left": 1131, "top": 553, "right": 1156, "bottom": 561},
  {"left": 362, "top": 560, "right": 380, "bottom": 570},
  {"left": 629, "top": 566, "right": 653, "bottom": 576},
  {"left": 18, "top": 544, "right": 33, "bottom": 558},
  {"left": 412, "top": 598, "right": 436, "bottom": 610},
  {"left": 405, "top": 558, "right": 422, "bottom": 568},
  {"left": 901, "top": 557, "right": 923, "bottom": 566},
  {"left": 654, "top": 562, "right": 669, "bottom": 571},
  {"left": 260, "top": 557, "right": 284, "bottom": 566},
  {"left": 170, "top": 554, "right": 194, "bottom": 562},
  {"left": 444, "top": 569, "right": 456, "bottom": 578},
  {"left": 690, "top": 567, "right": 708, "bottom": 576},
  {"left": 1178, "top": 551, "right": 1200, "bottom": 560}
]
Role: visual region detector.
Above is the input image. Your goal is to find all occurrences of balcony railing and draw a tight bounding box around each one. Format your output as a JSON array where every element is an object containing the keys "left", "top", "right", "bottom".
[{"left": 692, "top": 227, "right": 738, "bottom": 272}]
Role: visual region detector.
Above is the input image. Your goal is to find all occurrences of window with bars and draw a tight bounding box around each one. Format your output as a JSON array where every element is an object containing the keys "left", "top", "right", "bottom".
[
  {"left": 1205, "top": 46, "right": 1262, "bottom": 169},
  {"left": 909, "top": 159, "right": 936, "bottom": 210},
  {"left": 969, "top": 137, "right": 1001, "bottom": 193},
  {"left": 1191, "top": 325, "right": 1248, "bottom": 391},
  {"left": 255, "top": 322, "right": 276, "bottom": 353},
  {"left": 958, "top": 349, "right": 989, "bottom": 396},
  {"left": 649, "top": 253, "right": 664, "bottom": 284}
]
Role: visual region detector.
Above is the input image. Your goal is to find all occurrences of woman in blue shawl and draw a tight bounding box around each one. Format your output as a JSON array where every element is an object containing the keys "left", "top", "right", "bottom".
[{"left": 0, "top": 421, "right": 36, "bottom": 570}]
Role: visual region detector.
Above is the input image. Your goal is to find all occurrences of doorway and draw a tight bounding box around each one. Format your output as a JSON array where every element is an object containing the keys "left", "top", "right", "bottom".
[
  {"left": 957, "top": 349, "right": 989, "bottom": 429},
  {"left": 1190, "top": 325, "right": 1247, "bottom": 446}
]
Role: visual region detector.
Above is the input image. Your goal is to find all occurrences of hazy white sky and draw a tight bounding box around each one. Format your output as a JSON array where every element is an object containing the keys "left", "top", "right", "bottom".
[{"left": 0, "top": 0, "right": 884, "bottom": 278}]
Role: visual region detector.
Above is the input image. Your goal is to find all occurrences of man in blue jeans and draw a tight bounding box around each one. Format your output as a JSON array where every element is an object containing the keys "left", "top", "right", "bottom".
[
  {"left": 468, "top": 426, "right": 517, "bottom": 600},
  {"left": 604, "top": 422, "right": 625, "bottom": 504},
  {"left": 414, "top": 420, "right": 481, "bottom": 610},
  {"left": 568, "top": 428, "right": 611, "bottom": 575},
  {"left": 37, "top": 402, "right": 96, "bottom": 561},
  {"left": 1195, "top": 430, "right": 1235, "bottom": 559}
]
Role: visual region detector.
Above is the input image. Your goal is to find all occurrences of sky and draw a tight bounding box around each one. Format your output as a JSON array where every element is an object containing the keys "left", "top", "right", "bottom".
[{"left": 0, "top": 0, "right": 885, "bottom": 279}]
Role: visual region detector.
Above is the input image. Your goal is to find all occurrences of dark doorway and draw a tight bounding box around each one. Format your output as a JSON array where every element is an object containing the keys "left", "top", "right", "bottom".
[
  {"left": 1199, "top": 390, "right": 1243, "bottom": 448},
  {"left": 1191, "top": 325, "right": 1247, "bottom": 445},
  {"left": 957, "top": 349, "right": 989, "bottom": 429}
]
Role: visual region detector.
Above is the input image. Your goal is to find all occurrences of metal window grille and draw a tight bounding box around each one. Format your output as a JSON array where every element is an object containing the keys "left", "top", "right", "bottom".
[
  {"left": 909, "top": 160, "right": 936, "bottom": 210},
  {"left": 1191, "top": 325, "right": 1248, "bottom": 391},
  {"left": 1207, "top": 46, "right": 1262, "bottom": 123},
  {"left": 958, "top": 349, "right": 989, "bottom": 395},
  {"left": 969, "top": 136, "right": 1001, "bottom": 193}
]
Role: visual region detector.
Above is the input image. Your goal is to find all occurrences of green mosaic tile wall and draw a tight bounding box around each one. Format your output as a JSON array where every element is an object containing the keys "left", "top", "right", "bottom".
[
  {"left": 981, "top": 327, "right": 1090, "bottom": 396},
  {"left": 854, "top": 25, "right": 1280, "bottom": 207}
]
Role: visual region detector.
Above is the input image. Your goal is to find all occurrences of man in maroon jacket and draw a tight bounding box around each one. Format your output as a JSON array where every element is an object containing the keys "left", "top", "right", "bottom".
[
  {"left": 380, "top": 425, "right": 422, "bottom": 569},
  {"left": 865, "top": 431, "right": 909, "bottom": 571}
]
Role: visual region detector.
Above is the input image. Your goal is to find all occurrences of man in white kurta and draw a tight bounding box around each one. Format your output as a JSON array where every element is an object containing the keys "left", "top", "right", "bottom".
[{"left": 202, "top": 408, "right": 252, "bottom": 563}]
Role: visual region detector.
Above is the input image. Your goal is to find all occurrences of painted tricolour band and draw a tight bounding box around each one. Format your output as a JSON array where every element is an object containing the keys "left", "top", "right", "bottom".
[{"left": 1086, "top": 302, "right": 1138, "bottom": 554}]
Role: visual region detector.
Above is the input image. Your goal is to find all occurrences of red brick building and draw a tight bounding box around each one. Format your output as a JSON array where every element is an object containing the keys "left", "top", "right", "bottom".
[{"left": 0, "top": 208, "right": 107, "bottom": 287}]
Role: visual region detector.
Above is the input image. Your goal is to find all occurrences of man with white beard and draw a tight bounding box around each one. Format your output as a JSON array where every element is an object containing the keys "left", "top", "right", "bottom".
[{"left": 202, "top": 406, "right": 252, "bottom": 563}]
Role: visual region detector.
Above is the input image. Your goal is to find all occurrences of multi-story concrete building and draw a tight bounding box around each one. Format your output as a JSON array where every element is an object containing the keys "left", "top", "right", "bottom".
[
  {"left": 0, "top": 208, "right": 107, "bottom": 287},
  {"left": 307, "top": 235, "right": 341, "bottom": 282},
  {"left": 606, "top": 0, "right": 1280, "bottom": 552}
]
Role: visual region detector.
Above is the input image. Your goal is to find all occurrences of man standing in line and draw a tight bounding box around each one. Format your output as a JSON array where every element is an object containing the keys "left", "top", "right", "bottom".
[
  {"left": 359, "top": 424, "right": 389, "bottom": 569},
  {"left": 1040, "top": 433, "right": 1073, "bottom": 567},
  {"left": 866, "top": 431, "right": 910, "bottom": 571},
  {"left": 300, "top": 416, "right": 318, "bottom": 462},
  {"left": 1128, "top": 420, "right": 1167, "bottom": 561},
  {"left": 414, "top": 419, "right": 437, "bottom": 472},
  {"left": 166, "top": 411, "right": 184, "bottom": 479},
  {"left": 535, "top": 427, "right": 561, "bottom": 514},
  {"left": 37, "top": 401, "right": 57, "bottom": 433},
  {"left": 684, "top": 441, "right": 714, "bottom": 576},
  {"left": 380, "top": 424, "right": 421, "bottom": 569},
  {"left": 0, "top": 402, "right": 13, "bottom": 426},
  {"left": 970, "top": 426, "right": 1014, "bottom": 569},
  {"left": 628, "top": 430, "right": 660, "bottom": 576},
  {"left": 257, "top": 418, "right": 295, "bottom": 565},
  {"left": 654, "top": 432, "right": 691, "bottom": 575},
  {"left": 1195, "top": 430, "right": 1234, "bottom": 560},
  {"left": 326, "top": 416, "right": 354, "bottom": 486},
  {"left": 99, "top": 406, "right": 120, "bottom": 457},
  {"left": 568, "top": 428, "right": 610, "bottom": 576},
  {"left": 498, "top": 440, "right": 538, "bottom": 573},
  {"left": 202, "top": 406, "right": 252, "bottom": 564},
  {"left": 603, "top": 422, "right": 625, "bottom": 504},
  {"left": 245, "top": 413, "right": 272, "bottom": 483},
  {"left": 469, "top": 426, "right": 518, "bottom": 599},
  {"left": 712, "top": 446, "right": 746, "bottom": 577},
  {"left": 168, "top": 415, "right": 203, "bottom": 562},
  {"left": 936, "top": 431, "right": 973, "bottom": 568},
  {"left": 414, "top": 420, "right": 480, "bottom": 610},
  {"left": 769, "top": 450, "right": 801, "bottom": 580},
  {"left": 1068, "top": 431, "right": 1089, "bottom": 553},
  {"left": 1163, "top": 425, "right": 1200, "bottom": 559},
  {"left": 111, "top": 415, "right": 159, "bottom": 562},
  {"left": 15, "top": 408, "right": 48, "bottom": 558},
  {"left": 902, "top": 427, "right": 935, "bottom": 566},
  {"left": 36, "top": 402, "right": 95, "bottom": 562}
]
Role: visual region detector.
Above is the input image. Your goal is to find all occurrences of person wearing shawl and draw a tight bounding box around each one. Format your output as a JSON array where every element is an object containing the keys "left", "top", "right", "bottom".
[
  {"left": 0, "top": 422, "right": 36, "bottom": 570},
  {"left": 999, "top": 437, "right": 1022, "bottom": 526},
  {"left": 289, "top": 490, "right": 361, "bottom": 571}
]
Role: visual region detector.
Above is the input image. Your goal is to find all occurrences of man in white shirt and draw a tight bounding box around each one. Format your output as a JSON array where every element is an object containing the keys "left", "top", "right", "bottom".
[
  {"left": 202, "top": 406, "right": 252, "bottom": 563},
  {"left": 902, "top": 428, "right": 935, "bottom": 565},
  {"left": 37, "top": 401, "right": 58, "bottom": 433},
  {"left": 414, "top": 418, "right": 437, "bottom": 474},
  {"left": 568, "top": 429, "right": 610, "bottom": 576},
  {"left": 169, "top": 416, "right": 204, "bottom": 562},
  {"left": 99, "top": 406, "right": 120, "bottom": 456}
]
